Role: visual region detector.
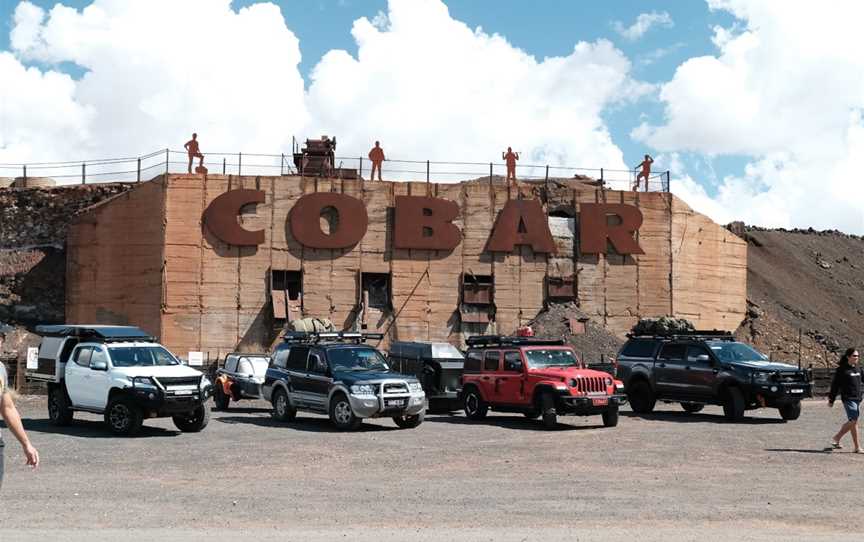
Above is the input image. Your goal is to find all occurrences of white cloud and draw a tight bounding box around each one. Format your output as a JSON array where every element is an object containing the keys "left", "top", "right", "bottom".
[
  {"left": 613, "top": 11, "right": 673, "bottom": 41},
  {"left": 1, "top": 0, "right": 649, "bottom": 184},
  {"left": 633, "top": 0, "right": 864, "bottom": 234},
  {"left": 306, "top": 0, "right": 650, "bottom": 178},
  {"left": 2, "top": 0, "right": 307, "bottom": 168}
]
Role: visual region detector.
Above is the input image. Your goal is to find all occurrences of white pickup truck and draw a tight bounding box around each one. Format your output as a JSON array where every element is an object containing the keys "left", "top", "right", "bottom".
[{"left": 28, "top": 325, "right": 212, "bottom": 436}]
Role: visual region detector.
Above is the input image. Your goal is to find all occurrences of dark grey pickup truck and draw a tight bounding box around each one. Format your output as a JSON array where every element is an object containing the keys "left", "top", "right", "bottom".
[{"left": 616, "top": 331, "right": 812, "bottom": 421}]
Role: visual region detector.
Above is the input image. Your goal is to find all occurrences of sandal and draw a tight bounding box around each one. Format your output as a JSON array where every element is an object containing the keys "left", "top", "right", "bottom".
[
  {"left": 831, "top": 440, "right": 843, "bottom": 449},
  {"left": 855, "top": 448, "right": 864, "bottom": 454}
]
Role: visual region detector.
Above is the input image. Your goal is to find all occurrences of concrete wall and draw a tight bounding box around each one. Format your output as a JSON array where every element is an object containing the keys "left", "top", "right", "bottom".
[
  {"left": 65, "top": 174, "right": 747, "bottom": 360},
  {"left": 66, "top": 179, "right": 165, "bottom": 338}
]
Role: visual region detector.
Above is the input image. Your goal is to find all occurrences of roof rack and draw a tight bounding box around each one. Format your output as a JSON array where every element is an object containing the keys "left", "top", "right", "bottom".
[
  {"left": 465, "top": 335, "right": 565, "bottom": 348},
  {"left": 626, "top": 330, "right": 734, "bottom": 341},
  {"left": 281, "top": 331, "right": 384, "bottom": 345},
  {"left": 35, "top": 325, "right": 155, "bottom": 342}
]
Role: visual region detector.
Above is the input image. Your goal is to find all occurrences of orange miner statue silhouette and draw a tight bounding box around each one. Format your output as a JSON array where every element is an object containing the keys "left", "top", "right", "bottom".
[
  {"left": 503, "top": 147, "right": 519, "bottom": 182},
  {"left": 633, "top": 154, "right": 653, "bottom": 191},
  {"left": 185, "top": 133, "right": 205, "bottom": 174},
  {"left": 368, "top": 141, "right": 385, "bottom": 181}
]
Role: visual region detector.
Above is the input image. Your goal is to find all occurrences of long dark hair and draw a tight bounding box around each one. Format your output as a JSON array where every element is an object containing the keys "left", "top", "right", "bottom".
[{"left": 840, "top": 347, "right": 858, "bottom": 366}]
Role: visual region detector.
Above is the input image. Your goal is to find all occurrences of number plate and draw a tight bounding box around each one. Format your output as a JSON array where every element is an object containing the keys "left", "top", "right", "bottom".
[
  {"left": 790, "top": 388, "right": 804, "bottom": 394},
  {"left": 170, "top": 389, "right": 194, "bottom": 396},
  {"left": 385, "top": 399, "right": 405, "bottom": 408},
  {"left": 592, "top": 398, "right": 609, "bottom": 406}
]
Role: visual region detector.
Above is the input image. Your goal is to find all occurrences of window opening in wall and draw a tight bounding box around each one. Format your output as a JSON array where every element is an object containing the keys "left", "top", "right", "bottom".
[
  {"left": 460, "top": 272, "right": 495, "bottom": 324},
  {"left": 271, "top": 270, "right": 303, "bottom": 321},
  {"left": 361, "top": 272, "right": 391, "bottom": 310}
]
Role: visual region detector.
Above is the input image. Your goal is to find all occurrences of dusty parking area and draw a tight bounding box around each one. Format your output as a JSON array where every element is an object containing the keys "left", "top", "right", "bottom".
[{"left": 0, "top": 397, "right": 858, "bottom": 541}]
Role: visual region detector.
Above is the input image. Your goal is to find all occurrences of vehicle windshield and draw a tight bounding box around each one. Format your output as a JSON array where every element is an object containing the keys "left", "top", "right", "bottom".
[
  {"left": 707, "top": 341, "right": 768, "bottom": 362},
  {"left": 328, "top": 347, "right": 390, "bottom": 371},
  {"left": 110, "top": 346, "right": 180, "bottom": 367},
  {"left": 524, "top": 349, "right": 579, "bottom": 368}
]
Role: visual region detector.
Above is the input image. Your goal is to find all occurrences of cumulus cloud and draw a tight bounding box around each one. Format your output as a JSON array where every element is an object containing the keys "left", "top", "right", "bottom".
[
  {"left": 612, "top": 11, "right": 673, "bottom": 41},
  {"left": 633, "top": 0, "right": 864, "bottom": 233},
  {"left": 2, "top": 0, "right": 307, "bottom": 167},
  {"left": 306, "top": 0, "right": 651, "bottom": 179}
]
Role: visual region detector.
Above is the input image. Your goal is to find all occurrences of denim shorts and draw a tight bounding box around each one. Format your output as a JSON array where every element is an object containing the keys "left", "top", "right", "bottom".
[{"left": 843, "top": 400, "right": 861, "bottom": 422}]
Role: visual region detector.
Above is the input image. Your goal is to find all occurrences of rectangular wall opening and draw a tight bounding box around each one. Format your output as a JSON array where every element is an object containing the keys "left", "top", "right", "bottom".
[
  {"left": 271, "top": 270, "right": 303, "bottom": 321},
  {"left": 361, "top": 272, "right": 392, "bottom": 310}
]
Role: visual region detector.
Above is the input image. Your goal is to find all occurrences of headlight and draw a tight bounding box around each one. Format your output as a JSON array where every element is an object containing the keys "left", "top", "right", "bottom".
[
  {"left": 753, "top": 372, "right": 773, "bottom": 384},
  {"left": 605, "top": 377, "right": 613, "bottom": 386},
  {"left": 133, "top": 376, "right": 158, "bottom": 391},
  {"left": 350, "top": 384, "right": 377, "bottom": 396},
  {"left": 408, "top": 382, "right": 423, "bottom": 393},
  {"left": 200, "top": 376, "right": 211, "bottom": 389}
]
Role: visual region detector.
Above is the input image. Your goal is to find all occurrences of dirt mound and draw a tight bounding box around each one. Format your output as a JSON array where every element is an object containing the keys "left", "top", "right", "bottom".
[
  {"left": 734, "top": 227, "right": 864, "bottom": 368},
  {"left": 527, "top": 301, "right": 623, "bottom": 363}
]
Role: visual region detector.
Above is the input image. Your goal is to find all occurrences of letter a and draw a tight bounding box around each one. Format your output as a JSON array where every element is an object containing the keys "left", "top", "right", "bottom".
[{"left": 485, "top": 200, "right": 556, "bottom": 253}]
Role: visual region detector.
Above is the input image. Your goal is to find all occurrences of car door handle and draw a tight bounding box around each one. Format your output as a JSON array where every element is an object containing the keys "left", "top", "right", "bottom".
[{"left": 657, "top": 363, "right": 666, "bottom": 368}]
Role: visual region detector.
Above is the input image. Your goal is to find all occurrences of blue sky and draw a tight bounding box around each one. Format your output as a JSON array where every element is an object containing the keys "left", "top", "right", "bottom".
[{"left": 0, "top": 0, "right": 741, "bottom": 188}]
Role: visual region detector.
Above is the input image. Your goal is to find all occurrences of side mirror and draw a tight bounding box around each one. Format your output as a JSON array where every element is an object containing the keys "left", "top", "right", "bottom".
[{"left": 91, "top": 360, "right": 108, "bottom": 371}]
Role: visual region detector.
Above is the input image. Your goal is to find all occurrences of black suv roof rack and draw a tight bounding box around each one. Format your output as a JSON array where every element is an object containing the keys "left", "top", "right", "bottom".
[
  {"left": 465, "top": 335, "right": 565, "bottom": 348},
  {"left": 626, "top": 330, "right": 734, "bottom": 341},
  {"left": 35, "top": 325, "right": 155, "bottom": 342},
  {"left": 281, "top": 331, "right": 384, "bottom": 345}
]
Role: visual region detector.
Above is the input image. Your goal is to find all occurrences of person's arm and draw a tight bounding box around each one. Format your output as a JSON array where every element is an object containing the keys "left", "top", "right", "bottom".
[
  {"left": 184, "top": 141, "right": 190, "bottom": 151},
  {"left": 0, "top": 393, "right": 39, "bottom": 467},
  {"left": 828, "top": 367, "right": 841, "bottom": 404}
]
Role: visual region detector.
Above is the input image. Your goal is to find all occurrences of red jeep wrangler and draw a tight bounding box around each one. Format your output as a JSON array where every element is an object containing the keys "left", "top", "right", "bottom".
[{"left": 460, "top": 336, "right": 626, "bottom": 429}]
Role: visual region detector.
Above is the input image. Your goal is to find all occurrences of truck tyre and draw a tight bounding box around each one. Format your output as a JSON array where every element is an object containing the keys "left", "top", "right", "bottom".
[
  {"left": 722, "top": 387, "right": 745, "bottom": 421},
  {"left": 628, "top": 381, "right": 656, "bottom": 414},
  {"left": 272, "top": 388, "right": 297, "bottom": 422},
  {"left": 463, "top": 388, "right": 488, "bottom": 420},
  {"left": 47, "top": 386, "right": 74, "bottom": 426},
  {"left": 681, "top": 402, "right": 704, "bottom": 414},
  {"left": 779, "top": 401, "right": 801, "bottom": 421},
  {"left": 330, "top": 393, "right": 362, "bottom": 431},
  {"left": 602, "top": 405, "right": 619, "bottom": 427},
  {"left": 105, "top": 398, "right": 144, "bottom": 436},
  {"left": 173, "top": 405, "right": 210, "bottom": 432},
  {"left": 213, "top": 385, "right": 230, "bottom": 411},
  {"left": 393, "top": 410, "right": 425, "bottom": 429},
  {"left": 541, "top": 392, "right": 557, "bottom": 429}
]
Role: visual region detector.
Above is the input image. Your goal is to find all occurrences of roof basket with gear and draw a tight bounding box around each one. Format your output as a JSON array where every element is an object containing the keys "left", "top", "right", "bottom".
[
  {"left": 626, "top": 330, "right": 734, "bottom": 341},
  {"left": 281, "top": 331, "right": 384, "bottom": 344},
  {"left": 34, "top": 325, "right": 155, "bottom": 343},
  {"left": 465, "top": 335, "right": 565, "bottom": 348}
]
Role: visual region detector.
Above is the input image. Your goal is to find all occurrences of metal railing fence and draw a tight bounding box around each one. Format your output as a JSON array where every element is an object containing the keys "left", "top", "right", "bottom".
[{"left": 0, "top": 148, "right": 671, "bottom": 192}]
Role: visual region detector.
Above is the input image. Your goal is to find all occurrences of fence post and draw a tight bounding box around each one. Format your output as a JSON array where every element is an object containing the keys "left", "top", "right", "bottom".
[
  {"left": 165, "top": 149, "right": 169, "bottom": 175},
  {"left": 426, "top": 160, "right": 430, "bottom": 184},
  {"left": 238, "top": 152, "right": 242, "bottom": 176},
  {"left": 280, "top": 153, "right": 284, "bottom": 176},
  {"left": 137, "top": 157, "right": 141, "bottom": 182},
  {"left": 359, "top": 157, "right": 363, "bottom": 179},
  {"left": 81, "top": 162, "right": 86, "bottom": 185},
  {"left": 23, "top": 164, "right": 27, "bottom": 183},
  {"left": 600, "top": 167, "right": 604, "bottom": 185},
  {"left": 222, "top": 158, "right": 226, "bottom": 175},
  {"left": 489, "top": 162, "right": 493, "bottom": 183}
]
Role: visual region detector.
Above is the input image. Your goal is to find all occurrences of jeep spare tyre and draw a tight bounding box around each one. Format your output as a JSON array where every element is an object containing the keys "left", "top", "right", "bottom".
[{"left": 173, "top": 405, "right": 210, "bottom": 432}]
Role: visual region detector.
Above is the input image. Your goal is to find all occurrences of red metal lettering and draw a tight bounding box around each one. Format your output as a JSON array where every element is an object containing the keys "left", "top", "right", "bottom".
[
  {"left": 579, "top": 203, "right": 644, "bottom": 255},
  {"left": 485, "top": 199, "right": 556, "bottom": 253},
  {"left": 202, "top": 189, "right": 265, "bottom": 246},
  {"left": 393, "top": 196, "right": 461, "bottom": 250},
  {"left": 289, "top": 193, "right": 368, "bottom": 249}
]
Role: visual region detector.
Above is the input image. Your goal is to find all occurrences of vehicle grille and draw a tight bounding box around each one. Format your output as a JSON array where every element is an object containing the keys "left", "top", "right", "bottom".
[
  {"left": 574, "top": 376, "right": 606, "bottom": 394},
  {"left": 383, "top": 382, "right": 408, "bottom": 394},
  {"left": 155, "top": 376, "right": 200, "bottom": 389},
  {"left": 780, "top": 373, "right": 807, "bottom": 384}
]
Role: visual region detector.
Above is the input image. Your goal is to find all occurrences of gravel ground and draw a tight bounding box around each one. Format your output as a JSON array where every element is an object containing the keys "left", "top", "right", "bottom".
[{"left": 0, "top": 396, "right": 859, "bottom": 541}]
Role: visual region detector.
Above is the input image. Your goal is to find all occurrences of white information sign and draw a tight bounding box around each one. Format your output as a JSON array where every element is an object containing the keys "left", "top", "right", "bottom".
[
  {"left": 26, "top": 347, "right": 39, "bottom": 370},
  {"left": 187, "top": 351, "right": 204, "bottom": 367}
]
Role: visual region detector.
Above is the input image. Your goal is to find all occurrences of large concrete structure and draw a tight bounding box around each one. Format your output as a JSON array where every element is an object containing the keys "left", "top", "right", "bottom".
[{"left": 66, "top": 174, "right": 746, "bottom": 362}]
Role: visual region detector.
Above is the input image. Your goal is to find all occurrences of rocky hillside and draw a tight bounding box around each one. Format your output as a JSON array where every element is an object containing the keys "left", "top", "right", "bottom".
[{"left": 734, "top": 227, "right": 864, "bottom": 368}]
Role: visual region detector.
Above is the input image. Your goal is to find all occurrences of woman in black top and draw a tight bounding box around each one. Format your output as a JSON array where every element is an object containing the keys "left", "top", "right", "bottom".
[{"left": 828, "top": 347, "right": 863, "bottom": 452}]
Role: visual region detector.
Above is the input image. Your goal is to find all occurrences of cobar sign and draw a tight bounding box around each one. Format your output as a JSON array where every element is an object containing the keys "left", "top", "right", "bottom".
[{"left": 202, "top": 190, "right": 645, "bottom": 255}]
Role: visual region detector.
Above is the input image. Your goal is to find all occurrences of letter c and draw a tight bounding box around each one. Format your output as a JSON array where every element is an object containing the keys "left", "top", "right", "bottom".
[{"left": 202, "top": 189, "right": 265, "bottom": 246}]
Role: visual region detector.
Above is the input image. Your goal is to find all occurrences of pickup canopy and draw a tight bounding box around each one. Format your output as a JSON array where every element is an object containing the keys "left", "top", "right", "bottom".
[{"left": 36, "top": 325, "right": 155, "bottom": 342}]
